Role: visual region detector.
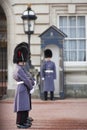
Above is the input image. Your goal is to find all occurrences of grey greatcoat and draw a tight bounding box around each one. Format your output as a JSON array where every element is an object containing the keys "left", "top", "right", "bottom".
[
  {"left": 41, "top": 60, "right": 56, "bottom": 92},
  {"left": 13, "top": 64, "right": 34, "bottom": 112}
]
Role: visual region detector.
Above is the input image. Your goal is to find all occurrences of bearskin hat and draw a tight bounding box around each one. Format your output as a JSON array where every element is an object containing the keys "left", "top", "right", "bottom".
[
  {"left": 13, "top": 42, "right": 29, "bottom": 63},
  {"left": 44, "top": 49, "right": 52, "bottom": 58}
]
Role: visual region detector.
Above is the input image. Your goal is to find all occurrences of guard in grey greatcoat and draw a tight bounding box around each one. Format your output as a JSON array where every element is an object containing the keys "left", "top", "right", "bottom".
[
  {"left": 13, "top": 42, "right": 34, "bottom": 129},
  {"left": 41, "top": 49, "right": 56, "bottom": 100}
]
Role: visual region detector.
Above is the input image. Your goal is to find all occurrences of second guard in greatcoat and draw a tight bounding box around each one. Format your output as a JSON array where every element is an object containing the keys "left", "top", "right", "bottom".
[{"left": 41, "top": 49, "right": 56, "bottom": 100}]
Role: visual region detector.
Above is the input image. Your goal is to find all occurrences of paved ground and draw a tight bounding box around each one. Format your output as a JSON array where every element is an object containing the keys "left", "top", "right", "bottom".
[{"left": 0, "top": 98, "right": 87, "bottom": 130}]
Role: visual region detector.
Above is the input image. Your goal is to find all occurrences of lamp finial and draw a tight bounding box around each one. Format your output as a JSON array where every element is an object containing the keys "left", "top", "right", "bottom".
[{"left": 27, "top": 3, "right": 31, "bottom": 8}]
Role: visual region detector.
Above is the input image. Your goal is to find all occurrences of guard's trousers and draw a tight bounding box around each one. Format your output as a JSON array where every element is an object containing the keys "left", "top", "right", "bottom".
[
  {"left": 16, "top": 111, "right": 28, "bottom": 125},
  {"left": 44, "top": 91, "right": 54, "bottom": 100}
]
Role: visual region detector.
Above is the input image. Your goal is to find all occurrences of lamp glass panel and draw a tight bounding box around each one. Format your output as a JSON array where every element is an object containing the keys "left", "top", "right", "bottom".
[
  {"left": 29, "top": 20, "right": 34, "bottom": 32},
  {"left": 23, "top": 20, "right": 28, "bottom": 32}
]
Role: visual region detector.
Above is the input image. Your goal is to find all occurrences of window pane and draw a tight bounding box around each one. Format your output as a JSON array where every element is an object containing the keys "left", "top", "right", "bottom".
[
  {"left": 69, "top": 40, "right": 76, "bottom": 50},
  {"left": 69, "top": 51, "right": 77, "bottom": 61},
  {"left": 77, "top": 27, "right": 85, "bottom": 38},
  {"left": 77, "top": 40, "right": 85, "bottom": 49},
  {"left": 68, "top": 28, "right": 76, "bottom": 38},
  {"left": 68, "top": 41, "right": 77, "bottom": 61},
  {"left": 59, "top": 16, "right": 67, "bottom": 27},
  {"left": 77, "top": 16, "right": 85, "bottom": 26},
  {"left": 78, "top": 51, "right": 85, "bottom": 61},
  {"left": 69, "top": 16, "right": 76, "bottom": 26}
]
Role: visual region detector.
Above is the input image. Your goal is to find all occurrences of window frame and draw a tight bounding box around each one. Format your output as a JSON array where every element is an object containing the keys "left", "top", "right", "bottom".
[{"left": 57, "top": 15, "right": 87, "bottom": 71}]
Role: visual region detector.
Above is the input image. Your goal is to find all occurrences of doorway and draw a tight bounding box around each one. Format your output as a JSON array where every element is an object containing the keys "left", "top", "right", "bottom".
[{"left": 0, "top": 6, "right": 7, "bottom": 98}]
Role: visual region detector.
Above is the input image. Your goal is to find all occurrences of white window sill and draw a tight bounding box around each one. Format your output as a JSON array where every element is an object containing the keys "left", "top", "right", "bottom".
[{"left": 64, "top": 62, "right": 87, "bottom": 72}]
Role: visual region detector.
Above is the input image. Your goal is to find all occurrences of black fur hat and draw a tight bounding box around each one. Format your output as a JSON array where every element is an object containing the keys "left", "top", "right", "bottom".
[
  {"left": 13, "top": 42, "right": 29, "bottom": 63},
  {"left": 44, "top": 49, "right": 52, "bottom": 58}
]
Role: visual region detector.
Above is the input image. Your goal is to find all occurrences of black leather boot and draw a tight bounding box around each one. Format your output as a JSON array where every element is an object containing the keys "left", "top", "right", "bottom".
[
  {"left": 50, "top": 91, "right": 54, "bottom": 100},
  {"left": 44, "top": 91, "right": 48, "bottom": 100}
]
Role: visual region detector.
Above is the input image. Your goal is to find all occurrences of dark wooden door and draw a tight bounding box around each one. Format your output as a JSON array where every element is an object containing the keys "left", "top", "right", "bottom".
[{"left": 0, "top": 6, "right": 7, "bottom": 98}]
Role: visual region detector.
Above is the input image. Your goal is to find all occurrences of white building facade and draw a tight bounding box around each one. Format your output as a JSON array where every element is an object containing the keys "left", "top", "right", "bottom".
[{"left": 0, "top": 0, "right": 87, "bottom": 98}]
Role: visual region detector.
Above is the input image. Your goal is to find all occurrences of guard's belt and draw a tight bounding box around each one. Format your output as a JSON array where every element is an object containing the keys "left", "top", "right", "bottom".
[
  {"left": 17, "top": 81, "right": 24, "bottom": 85},
  {"left": 45, "top": 70, "right": 53, "bottom": 73}
]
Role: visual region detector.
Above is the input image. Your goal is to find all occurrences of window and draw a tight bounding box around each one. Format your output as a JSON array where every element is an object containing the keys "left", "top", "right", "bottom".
[{"left": 59, "top": 16, "right": 86, "bottom": 61}]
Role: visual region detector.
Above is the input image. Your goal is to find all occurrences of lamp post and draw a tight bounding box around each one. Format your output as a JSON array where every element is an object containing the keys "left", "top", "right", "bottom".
[{"left": 21, "top": 4, "right": 37, "bottom": 68}]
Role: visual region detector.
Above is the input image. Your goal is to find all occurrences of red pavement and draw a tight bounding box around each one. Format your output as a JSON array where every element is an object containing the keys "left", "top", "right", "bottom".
[{"left": 0, "top": 98, "right": 87, "bottom": 130}]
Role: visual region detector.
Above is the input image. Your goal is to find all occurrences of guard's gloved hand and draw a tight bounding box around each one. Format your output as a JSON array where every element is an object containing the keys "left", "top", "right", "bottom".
[
  {"left": 33, "top": 80, "right": 37, "bottom": 89},
  {"left": 30, "top": 88, "right": 34, "bottom": 94},
  {"left": 42, "top": 77, "right": 44, "bottom": 80},
  {"left": 34, "top": 80, "right": 37, "bottom": 86}
]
